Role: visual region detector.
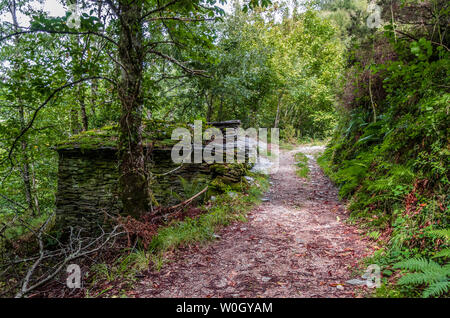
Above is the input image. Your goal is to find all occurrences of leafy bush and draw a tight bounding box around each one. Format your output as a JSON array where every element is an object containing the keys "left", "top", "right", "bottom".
[{"left": 318, "top": 12, "right": 449, "bottom": 296}]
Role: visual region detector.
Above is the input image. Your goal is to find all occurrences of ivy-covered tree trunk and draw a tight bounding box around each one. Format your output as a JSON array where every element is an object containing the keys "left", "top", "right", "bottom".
[{"left": 117, "top": 1, "right": 150, "bottom": 218}]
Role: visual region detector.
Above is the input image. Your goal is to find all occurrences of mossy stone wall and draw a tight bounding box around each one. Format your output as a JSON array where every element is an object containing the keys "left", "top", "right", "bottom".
[
  {"left": 55, "top": 121, "right": 250, "bottom": 231},
  {"left": 55, "top": 148, "right": 120, "bottom": 232}
]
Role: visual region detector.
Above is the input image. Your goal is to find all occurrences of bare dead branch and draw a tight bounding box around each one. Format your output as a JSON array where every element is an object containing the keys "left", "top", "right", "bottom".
[
  {"left": 147, "top": 49, "right": 209, "bottom": 77},
  {"left": 146, "top": 16, "right": 216, "bottom": 22},
  {"left": 13, "top": 224, "right": 124, "bottom": 298},
  {"left": 394, "top": 29, "right": 450, "bottom": 51}
]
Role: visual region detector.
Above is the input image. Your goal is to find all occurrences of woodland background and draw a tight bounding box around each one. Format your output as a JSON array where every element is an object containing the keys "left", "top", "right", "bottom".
[{"left": 0, "top": 0, "right": 448, "bottom": 297}]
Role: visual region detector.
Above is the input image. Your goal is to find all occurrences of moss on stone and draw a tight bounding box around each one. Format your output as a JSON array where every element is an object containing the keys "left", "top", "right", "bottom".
[
  {"left": 55, "top": 119, "right": 192, "bottom": 151},
  {"left": 208, "top": 162, "right": 249, "bottom": 193}
]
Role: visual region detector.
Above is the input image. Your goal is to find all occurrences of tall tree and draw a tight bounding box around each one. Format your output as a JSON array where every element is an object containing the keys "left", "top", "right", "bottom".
[{"left": 1, "top": 0, "right": 270, "bottom": 218}]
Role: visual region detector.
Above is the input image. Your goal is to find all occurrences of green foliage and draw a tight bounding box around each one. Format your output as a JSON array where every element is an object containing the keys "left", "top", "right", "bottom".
[
  {"left": 158, "top": 6, "right": 344, "bottom": 138},
  {"left": 429, "top": 229, "right": 450, "bottom": 260},
  {"left": 88, "top": 250, "right": 150, "bottom": 293},
  {"left": 294, "top": 152, "right": 310, "bottom": 179},
  {"left": 176, "top": 176, "right": 207, "bottom": 201},
  {"left": 317, "top": 0, "right": 449, "bottom": 298},
  {"left": 280, "top": 124, "right": 297, "bottom": 143},
  {"left": 147, "top": 173, "right": 268, "bottom": 269},
  {"left": 394, "top": 258, "right": 450, "bottom": 298}
]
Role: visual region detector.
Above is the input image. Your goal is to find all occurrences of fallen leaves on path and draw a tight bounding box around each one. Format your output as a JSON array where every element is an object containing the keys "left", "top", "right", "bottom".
[{"left": 134, "top": 145, "right": 375, "bottom": 298}]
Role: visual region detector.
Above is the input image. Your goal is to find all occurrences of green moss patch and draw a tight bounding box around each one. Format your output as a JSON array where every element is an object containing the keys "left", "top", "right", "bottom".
[
  {"left": 294, "top": 152, "right": 310, "bottom": 179},
  {"left": 55, "top": 119, "right": 192, "bottom": 151}
]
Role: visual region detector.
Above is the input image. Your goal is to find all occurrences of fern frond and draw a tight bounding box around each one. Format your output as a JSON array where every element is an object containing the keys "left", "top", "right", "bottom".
[
  {"left": 394, "top": 258, "right": 441, "bottom": 271},
  {"left": 397, "top": 271, "right": 445, "bottom": 285},
  {"left": 443, "top": 263, "right": 450, "bottom": 272},
  {"left": 433, "top": 248, "right": 450, "bottom": 259},
  {"left": 428, "top": 229, "right": 450, "bottom": 242},
  {"left": 423, "top": 281, "right": 450, "bottom": 298}
]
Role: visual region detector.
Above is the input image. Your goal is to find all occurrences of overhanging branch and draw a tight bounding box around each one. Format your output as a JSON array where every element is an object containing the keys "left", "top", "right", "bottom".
[
  {"left": 6, "top": 76, "right": 117, "bottom": 165},
  {"left": 140, "top": 0, "right": 181, "bottom": 21},
  {"left": 0, "top": 29, "right": 119, "bottom": 47},
  {"left": 147, "top": 49, "right": 209, "bottom": 77}
]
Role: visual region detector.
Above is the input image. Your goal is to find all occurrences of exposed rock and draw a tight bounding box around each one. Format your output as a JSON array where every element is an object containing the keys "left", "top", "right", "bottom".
[
  {"left": 227, "top": 191, "right": 238, "bottom": 198},
  {"left": 244, "top": 176, "right": 255, "bottom": 183},
  {"left": 345, "top": 279, "right": 367, "bottom": 286}
]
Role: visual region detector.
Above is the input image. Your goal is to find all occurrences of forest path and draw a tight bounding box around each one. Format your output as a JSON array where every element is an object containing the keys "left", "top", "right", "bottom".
[{"left": 135, "top": 145, "right": 373, "bottom": 297}]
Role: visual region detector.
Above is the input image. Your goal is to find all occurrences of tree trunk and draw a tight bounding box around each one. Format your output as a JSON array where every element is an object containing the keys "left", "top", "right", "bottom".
[
  {"left": 30, "top": 161, "right": 40, "bottom": 215},
  {"left": 88, "top": 1, "right": 103, "bottom": 125},
  {"left": 117, "top": 1, "right": 150, "bottom": 218},
  {"left": 274, "top": 91, "right": 283, "bottom": 128},
  {"left": 206, "top": 91, "right": 214, "bottom": 122},
  {"left": 90, "top": 79, "right": 97, "bottom": 124},
  {"left": 10, "top": 0, "right": 34, "bottom": 215},
  {"left": 217, "top": 96, "right": 224, "bottom": 121},
  {"left": 79, "top": 85, "right": 88, "bottom": 131},
  {"left": 20, "top": 134, "right": 33, "bottom": 215},
  {"left": 70, "top": 108, "right": 81, "bottom": 135}
]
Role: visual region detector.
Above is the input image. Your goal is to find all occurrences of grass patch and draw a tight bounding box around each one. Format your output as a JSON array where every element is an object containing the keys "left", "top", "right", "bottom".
[
  {"left": 279, "top": 141, "right": 296, "bottom": 150},
  {"left": 148, "top": 173, "right": 269, "bottom": 264},
  {"left": 297, "top": 138, "right": 329, "bottom": 147},
  {"left": 83, "top": 173, "right": 269, "bottom": 297},
  {"left": 86, "top": 249, "right": 151, "bottom": 297},
  {"left": 294, "top": 152, "right": 310, "bottom": 179}
]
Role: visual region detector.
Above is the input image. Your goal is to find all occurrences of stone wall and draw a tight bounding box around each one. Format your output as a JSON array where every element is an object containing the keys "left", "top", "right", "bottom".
[
  {"left": 55, "top": 148, "right": 120, "bottom": 231},
  {"left": 54, "top": 121, "right": 250, "bottom": 232}
]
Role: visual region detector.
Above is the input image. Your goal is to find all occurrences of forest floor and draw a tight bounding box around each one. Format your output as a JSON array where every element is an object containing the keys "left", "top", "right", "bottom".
[{"left": 134, "top": 145, "right": 376, "bottom": 297}]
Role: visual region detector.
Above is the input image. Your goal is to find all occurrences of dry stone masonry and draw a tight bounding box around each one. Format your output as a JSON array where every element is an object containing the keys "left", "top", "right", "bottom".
[{"left": 54, "top": 120, "right": 251, "bottom": 231}]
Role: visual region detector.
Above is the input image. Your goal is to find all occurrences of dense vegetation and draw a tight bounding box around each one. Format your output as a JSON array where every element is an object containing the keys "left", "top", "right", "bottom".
[
  {"left": 317, "top": 0, "right": 449, "bottom": 297},
  {"left": 0, "top": 0, "right": 448, "bottom": 298}
]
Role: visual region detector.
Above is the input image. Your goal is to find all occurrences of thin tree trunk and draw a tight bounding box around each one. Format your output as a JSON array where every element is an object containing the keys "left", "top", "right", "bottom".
[
  {"left": 390, "top": 1, "right": 397, "bottom": 43},
  {"left": 10, "top": 0, "right": 34, "bottom": 215},
  {"left": 88, "top": 2, "right": 103, "bottom": 127},
  {"left": 30, "top": 161, "right": 40, "bottom": 215},
  {"left": 117, "top": 1, "right": 150, "bottom": 218},
  {"left": 368, "top": 74, "right": 376, "bottom": 123},
  {"left": 70, "top": 108, "right": 81, "bottom": 135},
  {"left": 217, "top": 96, "right": 224, "bottom": 121},
  {"left": 90, "top": 80, "right": 98, "bottom": 124},
  {"left": 79, "top": 85, "right": 88, "bottom": 131},
  {"left": 274, "top": 92, "right": 283, "bottom": 128},
  {"left": 20, "top": 134, "right": 33, "bottom": 214},
  {"left": 206, "top": 91, "right": 214, "bottom": 122}
]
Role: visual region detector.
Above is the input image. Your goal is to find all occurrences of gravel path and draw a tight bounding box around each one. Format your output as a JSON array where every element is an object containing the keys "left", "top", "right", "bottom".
[{"left": 135, "top": 145, "right": 374, "bottom": 297}]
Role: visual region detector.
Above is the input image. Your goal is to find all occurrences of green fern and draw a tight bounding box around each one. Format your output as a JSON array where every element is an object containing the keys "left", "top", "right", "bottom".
[
  {"left": 394, "top": 258, "right": 450, "bottom": 297},
  {"left": 423, "top": 281, "right": 450, "bottom": 298},
  {"left": 176, "top": 176, "right": 205, "bottom": 201},
  {"left": 434, "top": 248, "right": 450, "bottom": 259},
  {"left": 428, "top": 229, "right": 450, "bottom": 241},
  {"left": 427, "top": 229, "right": 450, "bottom": 260}
]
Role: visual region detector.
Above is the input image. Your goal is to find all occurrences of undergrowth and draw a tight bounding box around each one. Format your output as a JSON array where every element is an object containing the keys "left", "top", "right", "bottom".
[
  {"left": 294, "top": 152, "right": 310, "bottom": 179},
  {"left": 148, "top": 173, "right": 268, "bottom": 263},
  {"left": 318, "top": 31, "right": 449, "bottom": 297},
  {"left": 84, "top": 172, "right": 269, "bottom": 297}
]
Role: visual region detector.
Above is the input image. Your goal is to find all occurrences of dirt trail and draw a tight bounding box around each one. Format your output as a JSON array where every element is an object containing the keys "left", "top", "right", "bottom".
[{"left": 135, "top": 146, "right": 373, "bottom": 297}]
